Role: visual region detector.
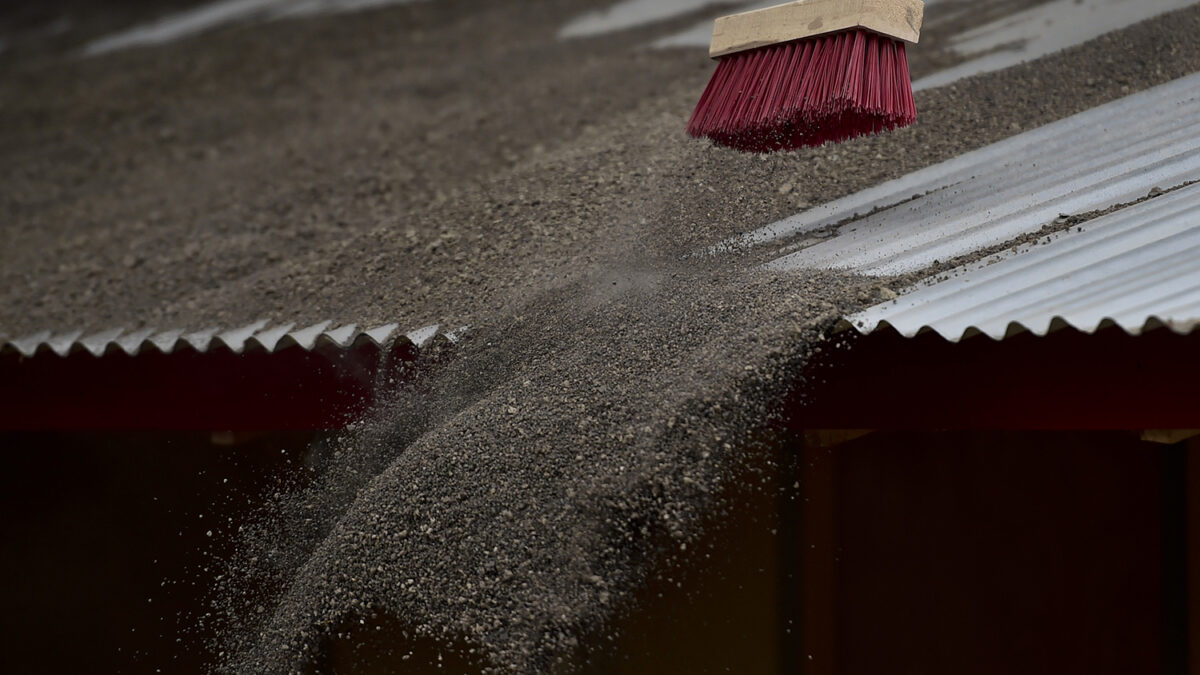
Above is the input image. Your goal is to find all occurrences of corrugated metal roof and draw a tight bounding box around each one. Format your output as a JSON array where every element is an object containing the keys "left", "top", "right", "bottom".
[
  {"left": 0, "top": 321, "right": 465, "bottom": 358},
  {"left": 724, "top": 73, "right": 1200, "bottom": 343},
  {"left": 846, "top": 182, "right": 1200, "bottom": 341},
  {"left": 734, "top": 72, "right": 1200, "bottom": 274}
]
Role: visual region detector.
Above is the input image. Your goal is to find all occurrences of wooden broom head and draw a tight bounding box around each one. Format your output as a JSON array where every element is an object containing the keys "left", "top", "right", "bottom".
[{"left": 710, "top": 0, "right": 925, "bottom": 58}]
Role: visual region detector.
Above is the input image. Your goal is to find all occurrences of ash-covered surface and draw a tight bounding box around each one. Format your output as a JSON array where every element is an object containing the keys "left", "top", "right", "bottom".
[
  {"left": 2, "top": 0, "right": 1135, "bottom": 338},
  {"left": 4, "top": 0, "right": 1200, "bottom": 672}
]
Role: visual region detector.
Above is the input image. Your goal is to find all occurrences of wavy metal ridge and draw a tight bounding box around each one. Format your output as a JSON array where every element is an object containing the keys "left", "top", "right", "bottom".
[
  {"left": 0, "top": 321, "right": 468, "bottom": 358},
  {"left": 859, "top": 315, "right": 1200, "bottom": 342}
]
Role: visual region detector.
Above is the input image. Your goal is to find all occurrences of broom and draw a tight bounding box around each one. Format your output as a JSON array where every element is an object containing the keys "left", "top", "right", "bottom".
[{"left": 687, "top": 0, "right": 924, "bottom": 153}]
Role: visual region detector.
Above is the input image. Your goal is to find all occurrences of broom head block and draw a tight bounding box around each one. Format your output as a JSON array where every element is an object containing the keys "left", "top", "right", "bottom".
[{"left": 710, "top": 0, "right": 924, "bottom": 58}]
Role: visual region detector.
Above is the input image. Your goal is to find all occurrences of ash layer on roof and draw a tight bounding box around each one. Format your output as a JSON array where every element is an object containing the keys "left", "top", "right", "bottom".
[
  {"left": 5, "top": 0, "right": 1200, "bottom": 671},
  {"left": 4, "top": 0, "right": 1195, "bottom": 337}
]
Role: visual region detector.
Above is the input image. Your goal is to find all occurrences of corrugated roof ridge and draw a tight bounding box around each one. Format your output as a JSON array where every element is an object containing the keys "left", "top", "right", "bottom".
[
  {"left": 0, "top": 321, "right": 465, "bottom": 358},
  {"left": 864, "top": 314, "right": 1199, "bottom": 342}
]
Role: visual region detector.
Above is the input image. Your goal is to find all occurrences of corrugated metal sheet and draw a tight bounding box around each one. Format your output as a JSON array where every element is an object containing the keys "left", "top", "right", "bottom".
[
  {"left": 0, "top": 321, "right": 465, "bottom": 358},
  {"left": 737, "top": 72, "right": 1200, "bottom": 274},
  {"left": 846, "top": 182, "right": 1200, "bottom": 341}
]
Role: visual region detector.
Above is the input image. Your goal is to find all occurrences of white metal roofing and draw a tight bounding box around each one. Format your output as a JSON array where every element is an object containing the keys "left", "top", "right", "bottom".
[
  {"left": 846, "top": 182, "right": 1200, "bottom": 340},
  {"left": 0, "top": 321, "right": 464, "bottom": 358},
  {"left": 757, "top": 71, "right": 1200, "bottom": 276}
]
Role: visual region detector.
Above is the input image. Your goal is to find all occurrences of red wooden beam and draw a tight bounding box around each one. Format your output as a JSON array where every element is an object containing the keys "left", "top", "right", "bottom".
[
  {"left": 0, "top": 343, "right": 413, "bottom": 431},
  {"left": 790, "top": 326, "right": 1200, "bottom": 430},
  {"left": 4, "top": 325, "right": 1196, "bottom": 432}
]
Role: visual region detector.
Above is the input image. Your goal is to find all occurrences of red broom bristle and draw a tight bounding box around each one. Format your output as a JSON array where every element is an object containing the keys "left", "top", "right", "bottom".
[{"left": 687, "top": 29, "right": 917, "bottom": 153}]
